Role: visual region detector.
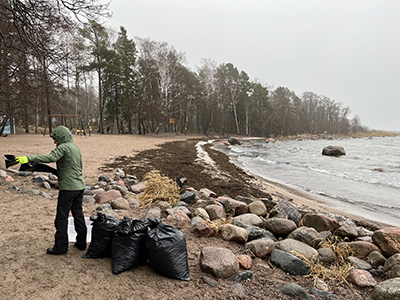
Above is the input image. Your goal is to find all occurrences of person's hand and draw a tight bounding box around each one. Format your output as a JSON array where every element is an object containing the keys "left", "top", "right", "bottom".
[{"left": 15, "top": 156, "right": 29, "bottom": 164}]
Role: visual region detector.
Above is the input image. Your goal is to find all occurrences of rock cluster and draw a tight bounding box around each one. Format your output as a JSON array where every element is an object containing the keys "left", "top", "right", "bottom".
[{"left": 3, "top": 166, "right": 400, "bottom": 298}]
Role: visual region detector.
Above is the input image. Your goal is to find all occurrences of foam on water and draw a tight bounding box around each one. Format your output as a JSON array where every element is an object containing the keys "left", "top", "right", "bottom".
[{"left": 217, "top": 136, "right": 400, "bottom": 226}]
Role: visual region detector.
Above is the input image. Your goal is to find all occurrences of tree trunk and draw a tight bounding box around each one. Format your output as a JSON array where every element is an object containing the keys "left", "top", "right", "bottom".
[
  {"left": 42, "top": 59, "right": 52, "bottom": 134},
  {"left": 98, "top": 68, "right": 104, "bottom": 134}
]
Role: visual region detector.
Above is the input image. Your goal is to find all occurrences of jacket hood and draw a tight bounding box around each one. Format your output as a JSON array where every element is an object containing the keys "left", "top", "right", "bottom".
[{"left": 50, "top": 126, "right": 73, "bottom": 144}]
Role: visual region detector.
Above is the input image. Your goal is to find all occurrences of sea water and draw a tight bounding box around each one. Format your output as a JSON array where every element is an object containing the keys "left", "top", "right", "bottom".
[{"left": 216, "top": 136, "right": 400, "bottom": 227}]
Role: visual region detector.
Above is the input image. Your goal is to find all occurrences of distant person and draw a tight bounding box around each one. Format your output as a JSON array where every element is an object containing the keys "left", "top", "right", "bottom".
[
  {"left": 107, "top": 125, "right": 110, "bottom": 134},
  {"left": 88, "top": 125, "right": 92, "bottom": 136},
  {"left": 16, "top": 125, "right": 87, "bottom": 255}
]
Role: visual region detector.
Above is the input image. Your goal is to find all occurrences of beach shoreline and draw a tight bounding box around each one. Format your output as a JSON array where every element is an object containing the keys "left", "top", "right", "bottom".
[
  {"left": 208, "top": 140, "right": 395, "bottom": 230},
  {"left": 0, "top": 133, "right": 382, "bottom": 299},
  {"left": 1, "top": 133, "right": 394, "bottom": 230}
]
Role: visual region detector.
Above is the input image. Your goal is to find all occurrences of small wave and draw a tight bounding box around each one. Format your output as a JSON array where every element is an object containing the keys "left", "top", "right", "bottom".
[
  {"left": 308, "top": 167, "right": 352, "bottom": 180},
  {"left": 254, "top": 156, "right": 278, "bottom": 165}
]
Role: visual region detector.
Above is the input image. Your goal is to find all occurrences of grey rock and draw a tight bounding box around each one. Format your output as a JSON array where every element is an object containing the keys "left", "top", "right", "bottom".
[
  {"left": 279, "top": 283, "right": 309, "bottom": 299},
  {"left": 224, "top": 197, "right": 249, "bottom": 216},
  {"left": 145, "top": 207, "right": 161, "bottom": 219},
  {"left": 130, "top": 182, "right": 146, "bottom": 193},
  {"left": 128, "top": 199, "right": 140, "bottom": 208},
  {"left": 82, "top": 195, "right": 96, "bottom": 204},
  {"left": 384, "top": 253, "right": 400, "bottom": 279},
  {"left": 191, "top": 216, "right": 204, "bottom": 225},
  {"left": 228, "top": 136, "right": 241, "bottom": 145},
  {"left": 373, "top": 278, "right": 400, "bottom": 300},
  {"left": 110, "top": 197, "right": 130, "bottom": 210},
  {"left": 346, "top": 256, "right": 372, "bottom": 270},
  {"left": 201, "top": 276, "right": 218, "bottom": 287},
  {"left": 264, "top": 218, "right": 297, "bottom": 237},
  {"left": 318, "top": 247, "right": 337, "bottom": 263},
  {"left": 232, "top": 270, "right": 253, "bottom": 282},
  {"left": 156, "top": 201, "right": 172, "bottom": 210},
  {"left": 86, "top": 188, "right": 105, "bottom": 196},
  {"left": 172, "top": 201, "right": 188, "bottom": 207},
  {"left": 125, "top": 178, "right": 137, "bottom": 186},
  {"left": 40, "top": 192, "right": 54, "bottom": 198},
  {"left": 192, "top": 207, "right": 210, "bottom": 220},
  {"left": 335, "top": 220, "right": 358, "bottom": 240},
  {"left": 270, "top": 249, "right": 310, "bottom": 275},
  {"left": 230, "top": 283, "right": 247, "bottom": 298},
  {"left": 166, "top": 206, "right": 191, "bottom": 217},
  {"left": 248, "top": 201, "right": 267, "bottom": 217},
  {"left": 111, "top": 185, "right": 129, "bottom": 197},
  {"left": 269, "top": 200, "right": 302, "bottom": 225},
  {"left": 98, "top": 175, "right": 110, "bottom": 182},
  {"left": 95, "top": 204, "right": 114, "bottom": 215},
  {"left": 233, "top": 220, "right": 276, "bottom": 241},
  {"left": 33, "top": 176, "right": 46, "bottom": 183},
  {"left": 41, "top": 181, "right": 51, "bottom": 190},
  {"left": 370, "top": 267, "right": 385, "bottom": 278},
  {"left": 322, "top": 145, "right": 346, "bottom": 156},
  {"left": 199, "top": 188, "right": 217, "bottom": 199},
  {"left": 310, "top": 288, "right": 339, "bottom": 299},
  {"left": 233, "top": 213, "right": 263, "bottom": 227},
  {"left": 357, "top": 226, "right": 373, "bottom": 237},
  {"left": 275, "top": 238, "right": 318, "bottom": 260},
  {"left": 180, "top": 190, "right": 196, "bottom": 204},
  {"left": 235, "top": 195, "right": 257, "bottom": 205},
  {"left": 288, "top": 226, "right": 321, "bottom": 247},
  {"left": 367, "top": 251, "right": 387, "bottom": 268},
  {"left": 259, "top": 197, "right": 277, "bottom": 211},
  {"left": 23, "top": 189, "right": 41, "bottom": 195}
]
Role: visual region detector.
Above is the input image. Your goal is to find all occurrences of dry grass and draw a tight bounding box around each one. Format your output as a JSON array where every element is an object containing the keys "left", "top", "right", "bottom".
[
  {"left": 291, "top": 236, "right": 354, "bottom": 286},
  {"left": 136, "top": 170, "right": 180, "bottom": 208},
  {"left": 204, "top": 217, "right": 233, "bottom": 235}
]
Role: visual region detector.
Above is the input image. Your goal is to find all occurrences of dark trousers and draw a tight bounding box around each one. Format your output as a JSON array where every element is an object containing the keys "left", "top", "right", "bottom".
[{"left": 54, "top": 190, "right": 87, "bottom": 252}]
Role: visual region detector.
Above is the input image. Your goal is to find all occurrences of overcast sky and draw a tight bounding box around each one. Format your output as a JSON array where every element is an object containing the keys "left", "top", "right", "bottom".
[{"left": 102, "top": 0, "right": 400, "bottom": 131}]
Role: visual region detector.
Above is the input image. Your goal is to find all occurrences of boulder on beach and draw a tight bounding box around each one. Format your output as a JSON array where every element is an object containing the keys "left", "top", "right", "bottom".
[
  {"left": 322, "top": 145, "right": 346, "bottom": 157},
  {"left": 228, "top": 137, "right": 241, "bottom": 145},
  {"left": 200, "top": 246, "right": 239, "bottom": 278},
  {"left": 372, "top": 227, "right": 400, "bottom": 257}
]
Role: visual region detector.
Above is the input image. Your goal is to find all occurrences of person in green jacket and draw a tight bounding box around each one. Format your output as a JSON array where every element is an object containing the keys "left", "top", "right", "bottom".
[{"left": 16, "top": 125, "right": 87, "bottom": 255}]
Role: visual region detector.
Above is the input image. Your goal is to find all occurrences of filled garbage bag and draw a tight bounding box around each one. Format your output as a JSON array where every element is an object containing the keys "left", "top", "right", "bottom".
[
  {"left": 146, "top": 218, "right": 191, "bottom": 281},
  {"left": 111, "top": 218, "right": 149, "bottom": 275},
  {"left": 83, "top": 212, "right": 120, "bottom": 258},
  {"left": 4, "top": 155, "right": 18, "bottom": 169}
]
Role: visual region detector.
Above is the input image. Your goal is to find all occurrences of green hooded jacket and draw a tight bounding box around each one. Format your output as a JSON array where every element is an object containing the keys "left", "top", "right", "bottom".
[{"left": 28, "top": 126, "right": 85, "bottom": 191}]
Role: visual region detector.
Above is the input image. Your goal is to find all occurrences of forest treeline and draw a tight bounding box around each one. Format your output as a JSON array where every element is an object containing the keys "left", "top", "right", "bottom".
[{"left": 0, "top": 0, "right": 367, "bottom": 136}]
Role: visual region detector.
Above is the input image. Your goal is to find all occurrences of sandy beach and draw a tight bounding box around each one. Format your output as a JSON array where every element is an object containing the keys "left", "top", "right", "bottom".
[{"left": 0, "top": 133, "right": 379, "bottom": 299}]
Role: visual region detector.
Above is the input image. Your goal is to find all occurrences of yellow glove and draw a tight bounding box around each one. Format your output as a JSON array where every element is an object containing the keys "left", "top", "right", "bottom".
[{"left": 15, "top": 156, "right": 29, "bottom": 164}]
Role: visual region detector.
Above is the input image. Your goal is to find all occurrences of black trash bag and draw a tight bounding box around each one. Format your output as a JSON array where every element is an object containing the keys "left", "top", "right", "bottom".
[
  {"left": 19, "top": 162, "right": 57, "bottom": 175},
  {"left": 83, "top": 212, "right": 120, "bottom": 258},
  {"left": 5, "top": 154, "right": 57, "bottom": 175},
  {"left": 145, "top": 218, "right": 191, "bottom": 281},
  {"left": 111, "top": 218, "right": 149, "bottom": 275},
  {"left": 4, "top": 155, "right": 18, "bottom": 169}
]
